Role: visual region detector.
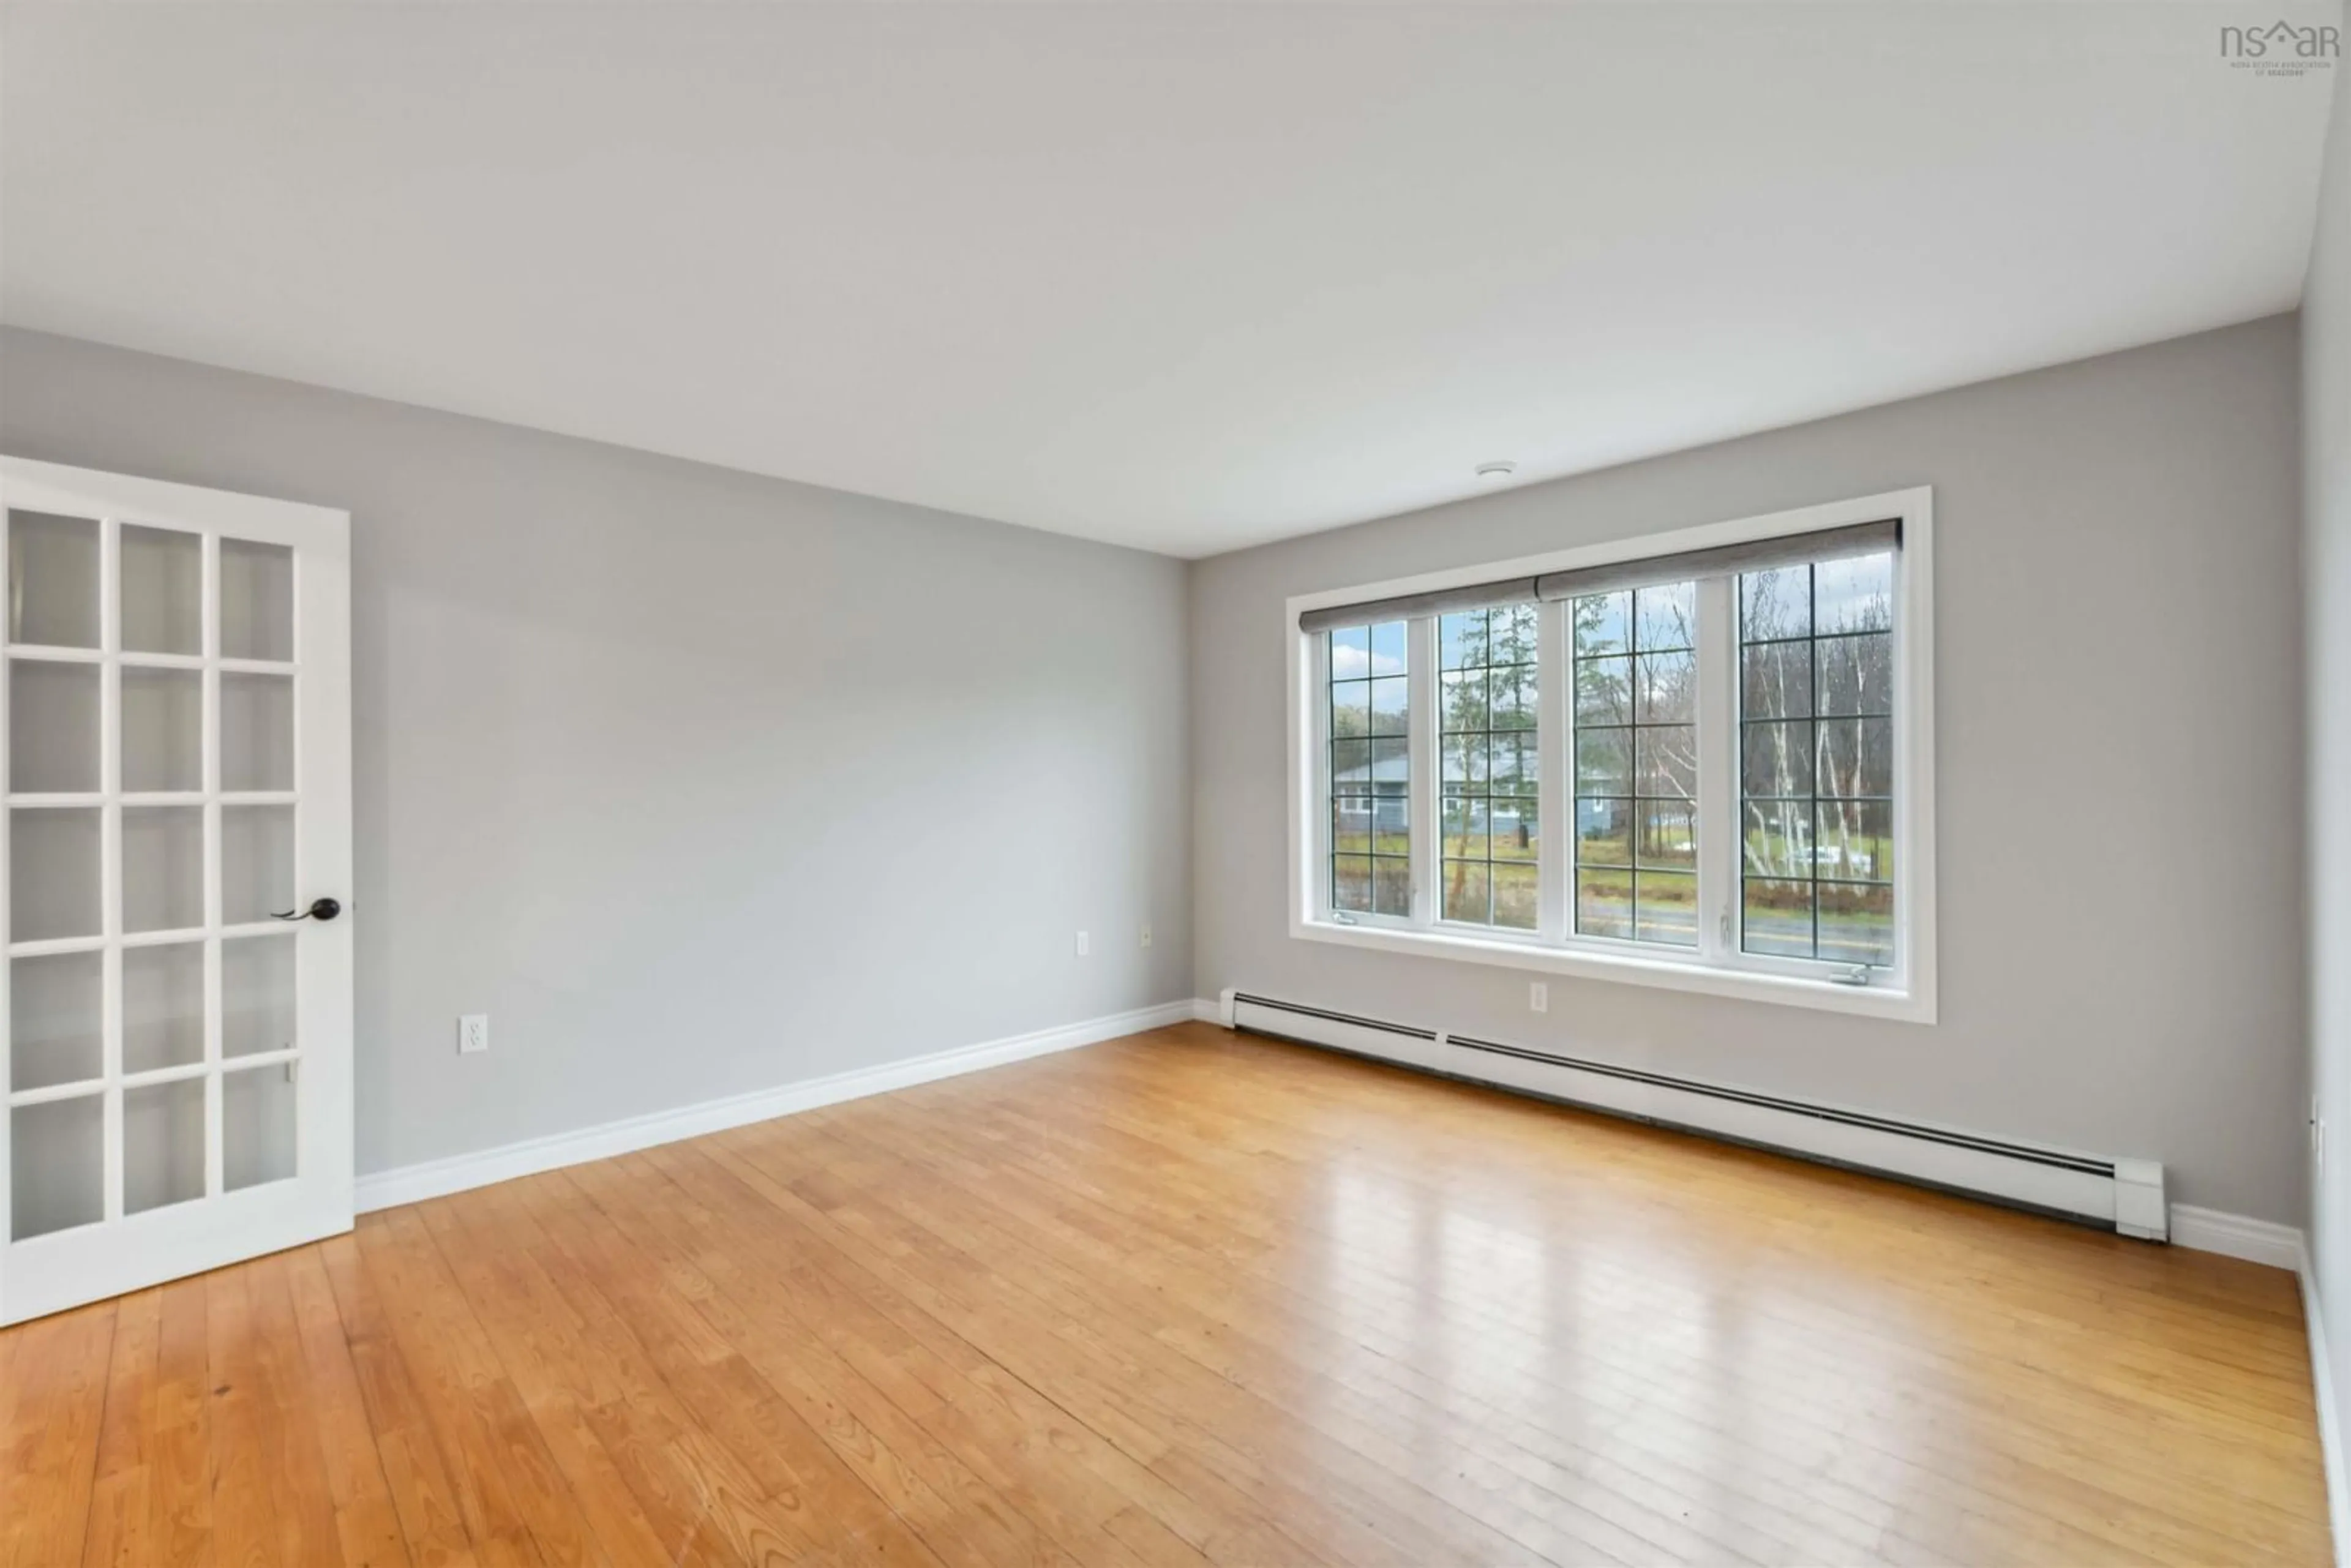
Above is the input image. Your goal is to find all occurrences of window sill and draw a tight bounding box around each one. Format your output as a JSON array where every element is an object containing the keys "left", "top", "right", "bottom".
[{"left": 1291, "top": 917, "right": 1936, "bottom": 1023}]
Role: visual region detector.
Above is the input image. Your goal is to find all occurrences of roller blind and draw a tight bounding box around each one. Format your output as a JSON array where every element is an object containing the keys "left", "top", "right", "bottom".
[
  {"left": 1294, "top": 574, "right": 1540, "bottom": 634},
  {"left": 1297, "top": 517, "right": 1899, "bottom": 632}
]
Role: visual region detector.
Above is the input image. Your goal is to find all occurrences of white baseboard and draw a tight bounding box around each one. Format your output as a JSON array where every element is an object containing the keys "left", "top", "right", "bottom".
[
  {"left": 2298, "top": 1242, "right": 2351, "bottom": 1568},
  {"left": 1190, "top": 996, "right": 1224, "bottom": 1022},
  {"left": 354, "top": 998, "right": 1198, "bottom": 1214},
  {"left": 2169, "top": 1204, "right": 2308, "bottom": 1270}
]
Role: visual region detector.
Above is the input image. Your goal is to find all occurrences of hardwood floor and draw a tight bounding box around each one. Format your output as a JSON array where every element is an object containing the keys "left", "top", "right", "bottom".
[{"left": 1, "top": 1021, "right": 2331, "bottom": 1566}]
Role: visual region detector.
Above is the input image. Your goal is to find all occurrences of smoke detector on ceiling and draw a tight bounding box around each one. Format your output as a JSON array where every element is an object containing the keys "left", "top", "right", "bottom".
[{"left": 1475, "top": 460, "right": 1518, "bottom": 484}]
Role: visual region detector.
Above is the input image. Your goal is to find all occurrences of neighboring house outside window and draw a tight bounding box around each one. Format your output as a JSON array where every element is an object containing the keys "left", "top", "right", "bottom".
[{"left": 1325, "top": 619, "right": 1411, "bottom": 919}]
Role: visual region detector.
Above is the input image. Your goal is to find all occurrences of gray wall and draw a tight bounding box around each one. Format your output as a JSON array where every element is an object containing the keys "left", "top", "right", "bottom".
[
  {"left": 2304, "top": 72, "right": 2350, "bottom": 1485},
  {"left": 1, "top": 328, "right": 1193, "bottom": 1177},
  {"left": 1, "top": 306, "right": 2312, "bottom": 1226},
  {"left": 1191, "top": 315, "right": 2307, "bottom": 1223}
]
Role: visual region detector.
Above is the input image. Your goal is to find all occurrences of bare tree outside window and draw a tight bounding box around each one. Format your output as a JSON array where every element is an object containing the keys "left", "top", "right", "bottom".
[{"left": 1739, "top": 555, "right": 1895, "bottom": 964}]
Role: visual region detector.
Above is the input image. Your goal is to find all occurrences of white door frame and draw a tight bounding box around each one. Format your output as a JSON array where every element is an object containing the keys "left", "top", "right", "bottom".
[{"left": 1, "top": 457, "right": 353, "bottom": 1326}]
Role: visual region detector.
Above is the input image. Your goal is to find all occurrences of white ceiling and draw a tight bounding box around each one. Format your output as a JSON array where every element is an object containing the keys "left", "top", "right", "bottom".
[{"left": 2, "top": 4, "right": 2338, "bottom": 558}]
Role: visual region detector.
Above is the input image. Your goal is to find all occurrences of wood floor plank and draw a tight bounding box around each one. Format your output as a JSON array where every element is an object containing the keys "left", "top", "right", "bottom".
[
  {"left": 140, "top": 1275, "right": 218, "bottom": 1568},
  {"left": 4, "top": 1302, "right": 119, "bottom": 1568},
  {"left": 282, "top": 1248, "right": 412, "bottom": 1568},
  {"left": 204, "top": 1262, "right": 306, "bottom": 1568},
  {"left": 78, "top": 1288, "right": 162, "bottom": 1568},
  {"left": 316, "top": 1232, "right": 481, "bottom": 1568},
  {"left": 0, "top": 1023, "right": 2333, "bottom": 1565}
]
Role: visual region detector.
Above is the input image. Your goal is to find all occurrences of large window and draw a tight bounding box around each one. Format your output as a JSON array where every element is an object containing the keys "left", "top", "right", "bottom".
[{"left": 1294, "top": 492, "right": 1933, "bottom": 1019}]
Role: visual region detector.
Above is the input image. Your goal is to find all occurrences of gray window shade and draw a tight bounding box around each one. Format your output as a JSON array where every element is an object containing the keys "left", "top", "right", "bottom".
[
  {"left": 1297, "top": 576, "right": 1539, "bottom": 634},
  {"left": 1296, "top": 518, "right": 1899, "bottom": 631},
  {"left": 1533, "top": 518, "right": 1899, "bottom": 603}
]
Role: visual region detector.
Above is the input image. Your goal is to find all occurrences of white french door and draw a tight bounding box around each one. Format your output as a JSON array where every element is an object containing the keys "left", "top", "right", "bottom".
[{"left": 1, "top": 458, "right": 352, "bottom": 1326}]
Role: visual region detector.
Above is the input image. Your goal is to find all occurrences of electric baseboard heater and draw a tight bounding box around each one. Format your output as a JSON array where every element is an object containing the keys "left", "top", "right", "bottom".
[{"left": 1218, "top": 989, "right": 2167, "bottom": 1240}]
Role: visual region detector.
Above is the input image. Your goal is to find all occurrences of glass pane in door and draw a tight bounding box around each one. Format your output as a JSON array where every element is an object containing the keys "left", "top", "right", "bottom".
[
  {"left": 220, "top": 674, "right": 293, "bottom": 791},
  {"left": 10, "top": 950, "right": 102, "bottom": 1090},
  {"left": 122, "top": 942, "right": 205, "bottom": 1074},
  {"left": 223, "top": 1064, "right": 295, "bottom": 1190},
  {"left": 12, "top": 1095, "right": 102, "bottom": 1239},
  {"left": 219, "top": 539, "right": 292, "bottom": 661},
  {"left": 6, "top": 512, "right": 100, "bottom": 648},
  {"left": 122, "top": 806, "right": 204, "bottom": 933},
  {"left": 222, "top": 934, "right": 296, "bottom": 1058},
  {"left": 123, "top": 1078, "right": 205, "bottom": 1215},
  {"left": 222, "top": 806, "right": 294, "bottom": 925},
  {"left": 10, "top": 808, "right": 100, "bottom": 941},
  {"left": 121, "top": 668, "right": 203, "bottom": 792},
  {"left": 119, "top": 524, "right": 202, "bottom": 655},
  {"left": 9, "top": 660, "right": 100, "bottom": 793}
]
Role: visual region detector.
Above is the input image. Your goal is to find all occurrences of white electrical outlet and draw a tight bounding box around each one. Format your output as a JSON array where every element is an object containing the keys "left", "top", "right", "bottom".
[
  {"left": 1140, "top": 923, "right": 1153, "bottom": 949},
  {"left": 1075, "top": 931, "right": 1090, "bottom": 957},
  {"left": 1529, "top": 981, "right": 1548, "bottom": 1014},
  {"left": 459, "top": 1014, "right": 490, "bottom": 1055}
]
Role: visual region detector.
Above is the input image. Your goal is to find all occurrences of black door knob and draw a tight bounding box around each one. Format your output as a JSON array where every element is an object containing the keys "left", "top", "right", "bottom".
[{"left": 271, "top": 897, "right": 342, "bottom": 923}]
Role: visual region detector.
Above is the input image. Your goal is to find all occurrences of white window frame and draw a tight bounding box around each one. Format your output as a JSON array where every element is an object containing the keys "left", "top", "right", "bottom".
[{"left": 1286, "top": 486, "right": 1936, "bottom": 1023}]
